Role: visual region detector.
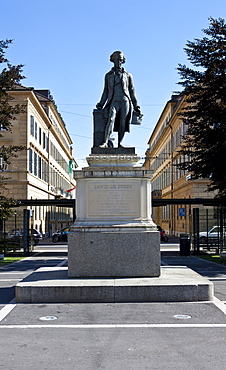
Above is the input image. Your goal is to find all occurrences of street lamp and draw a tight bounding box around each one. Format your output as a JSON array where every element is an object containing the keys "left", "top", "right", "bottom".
[{"left": 14, "top": 211, "right": 17, "bottom": 230}]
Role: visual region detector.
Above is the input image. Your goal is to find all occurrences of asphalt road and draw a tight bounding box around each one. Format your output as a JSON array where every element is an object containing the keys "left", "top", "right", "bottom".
[{"left": 0, "top": 242, "right": 226, "bottom": 370}]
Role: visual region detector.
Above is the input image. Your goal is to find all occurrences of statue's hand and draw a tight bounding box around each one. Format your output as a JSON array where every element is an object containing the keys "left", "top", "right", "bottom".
[
  {"left": 96, "top": 103, "right": 103, "bottom": 110},
  {"left": 134, "top": 106, "right": 142, "bottom": 115}
]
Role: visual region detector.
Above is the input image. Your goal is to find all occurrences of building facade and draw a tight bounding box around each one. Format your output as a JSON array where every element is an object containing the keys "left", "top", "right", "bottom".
[
  {"left": 0, "top": 87, "right": 77, "bottom": 235},
  {"left": 144, "top": 94, "right": 217, "bottom": 237}
]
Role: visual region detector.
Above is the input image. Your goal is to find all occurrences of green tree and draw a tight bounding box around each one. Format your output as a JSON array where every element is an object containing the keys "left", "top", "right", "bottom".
[
  {"left": 177, "top": 17, "right": 226, "bottom": 197},
  {"left": 0, "top": 39, "right": 25, "bottom": 217}
]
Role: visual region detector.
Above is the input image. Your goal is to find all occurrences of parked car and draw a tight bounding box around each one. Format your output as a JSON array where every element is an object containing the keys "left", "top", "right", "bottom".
[
  {"left": 6, "top": 228, "right": 42, "bottom": 246},
  {"left": 31, "top": 229, "right": 43, "bottom": 244},
  {"left": 52, "top": 227, "right": 71, "bottom": 243},
  {"left": 199, "top": 226, "right": 226, "bottom": 243}
]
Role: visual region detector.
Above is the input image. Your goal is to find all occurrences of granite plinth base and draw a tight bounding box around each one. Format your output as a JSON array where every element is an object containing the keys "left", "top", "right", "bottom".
[
  {"left": 16, "top": 266, "right": 214, "bottom": 303},
  {"left": 68, "top": 230, "right": 160, "bottom": 278}
]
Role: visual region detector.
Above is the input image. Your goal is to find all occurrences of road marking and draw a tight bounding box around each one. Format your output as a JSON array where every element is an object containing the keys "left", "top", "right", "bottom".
[
  {"left": 161, "top": 261, "right": 169, "bottom": 266},
  {"left": 0, "top": 259, "right": 68, "bottom": 307},
  {"left": 0, "top": 304, "right": 16, "bottom": 322},
  {"left": 192, "top": 256, "right": 226, "bottom": 269},
  {"left": 56, "top": 259, "right": 67, "bottom": 267},
  {"left": 0, "top": 279, "right": 21, "bottom": 282},
  {"left": 198, "top": 270, "right": 226, "bottom": 274},
  {"left": 0, "top": 323, "right": 226, "bottom": 329},
  {"left": 0, "top": 272, "right": 32, "bottom": 274},
  {"left": 213, "top": 296, "right": 226, "bottom": 315}
]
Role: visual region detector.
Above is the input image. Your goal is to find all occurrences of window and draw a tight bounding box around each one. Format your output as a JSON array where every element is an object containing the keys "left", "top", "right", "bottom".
[
  {"left": 30, "top": 116, "right": 34, "bottom": 136},
  {"left": 29, "top": 148, "right": 33, "bottom": 173},
  {"left": 41, "top": 159, "right": 44, "bottom": 181},
  {"left": 0, "top": 124, "right": 7, "bottom": 131},
  {"left": 42, "top": 159, "right": 48, "bottom": 182},
  {"left": 162, "top": 205, "right": 171, "bottom": 220},
  {"left": 43, "top": 132, "right": 46, "bottom": 149},
  {"left": 39, "top": 128, "right": 42, "bottom": 145},
  {"left": 38, "top": 156, "right": 41, "bottom": 178},
  {"left": 34, "top": 152, "right": 37, "bottom": 176},
  {"left": 46, "top": 136, "right": 49, "bottom": 153},
  {"left": 35, "top": 122, "right": 38, "bottom": 140},
  {"left": 0, "top": 157, "right": 6, "bottom": 170}
]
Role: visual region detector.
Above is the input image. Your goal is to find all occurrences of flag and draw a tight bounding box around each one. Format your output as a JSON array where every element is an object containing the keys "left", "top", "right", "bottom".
[{"left": 66, "top": 187, "right": 76, "bottom": 193}]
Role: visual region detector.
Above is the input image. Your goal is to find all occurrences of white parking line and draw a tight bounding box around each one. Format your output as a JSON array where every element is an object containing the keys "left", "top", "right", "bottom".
[
  {"left": 56, "top": 259, "right": 67, "bottom": 267},
  {"left": 0, "top": 259, "right": 68, "bottom": 312},
  {"left": 161, "top": 261, "right": 169, "bottom": 266},
  {"left": 213, "top": 296, "right": 226, "bottom": 315},
  {"left": 0, "top": 323, "right": 226, "bottom": 329},
  {"left": 0, "top": 279, "right": 22, "bottom": 282},
  {"left": 0, "top": 272, "right": 32, "bottom": 274},
  {"left": 0, "top": 304, "right": 16, "bottom": 322},
  {"left": 198, "top": 270, "right": 226, "bottom": 274}
]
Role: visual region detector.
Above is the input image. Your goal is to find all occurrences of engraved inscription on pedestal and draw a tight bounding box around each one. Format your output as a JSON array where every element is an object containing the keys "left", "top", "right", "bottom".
[{"left": 87, "top": 181, "right": 140, "bottom": 217}]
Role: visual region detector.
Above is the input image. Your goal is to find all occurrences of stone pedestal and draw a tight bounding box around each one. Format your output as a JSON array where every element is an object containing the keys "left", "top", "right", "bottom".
[
  {"left": 68, "top": 148, "right": 160, "bottom": 278},
  {"left": 68, "top": 231, "right": 159, "bottom": 277}
]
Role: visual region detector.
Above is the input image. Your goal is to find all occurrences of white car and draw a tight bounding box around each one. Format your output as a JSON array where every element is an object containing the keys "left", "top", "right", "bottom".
[{"left": 199, "top": 226, "right": 226, "bottom": 243}]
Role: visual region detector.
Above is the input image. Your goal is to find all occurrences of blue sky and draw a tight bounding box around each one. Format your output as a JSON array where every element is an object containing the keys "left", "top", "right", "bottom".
[{"left": 1, "top": 0, "right": 225, "bottom": 167}]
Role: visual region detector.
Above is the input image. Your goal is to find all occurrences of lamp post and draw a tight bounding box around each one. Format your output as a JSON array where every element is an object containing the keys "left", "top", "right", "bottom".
[
  {"left": 3, "top": 217, "right": 6, "bottom": 255},
  {"left": 14, "top": 211, "right": 17, "bottom": 230}
]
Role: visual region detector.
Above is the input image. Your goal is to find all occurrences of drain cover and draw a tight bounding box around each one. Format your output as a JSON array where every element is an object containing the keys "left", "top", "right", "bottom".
[
  {"left": 39, "top": 316, "right": 58, "bottom": 321},
  {"left": 174, "top": 314, "right": 192, "bottom": 320}
]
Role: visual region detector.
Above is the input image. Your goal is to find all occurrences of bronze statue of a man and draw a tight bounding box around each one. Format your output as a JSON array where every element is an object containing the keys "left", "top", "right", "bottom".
[{"left": 96, "top": 51, "right": 142, "bottom": 148}]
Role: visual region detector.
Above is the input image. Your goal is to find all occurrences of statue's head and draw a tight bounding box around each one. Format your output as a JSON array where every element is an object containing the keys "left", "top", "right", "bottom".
[{"left": 110, "top": 51, "right": 126, "bottom": 64}]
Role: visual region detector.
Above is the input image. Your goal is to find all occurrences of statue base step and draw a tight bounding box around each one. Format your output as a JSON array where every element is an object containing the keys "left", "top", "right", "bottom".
[{"left": 16, "top": 266, "right": 214, "bottom": 303}]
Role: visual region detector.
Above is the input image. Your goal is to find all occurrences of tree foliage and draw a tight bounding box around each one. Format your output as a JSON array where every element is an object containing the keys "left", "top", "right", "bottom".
[
  {"left": 0, "top": 39, "right": 24, "bottom": 132},
  {"left": 0, "top": 196, "right": 18, "bottom": 219},
  {"left": 0, "top": 39, "right": 25, "bottom": 218},
  {"left": 177, "top": 17, "right": 226, "bottom": 197}
]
